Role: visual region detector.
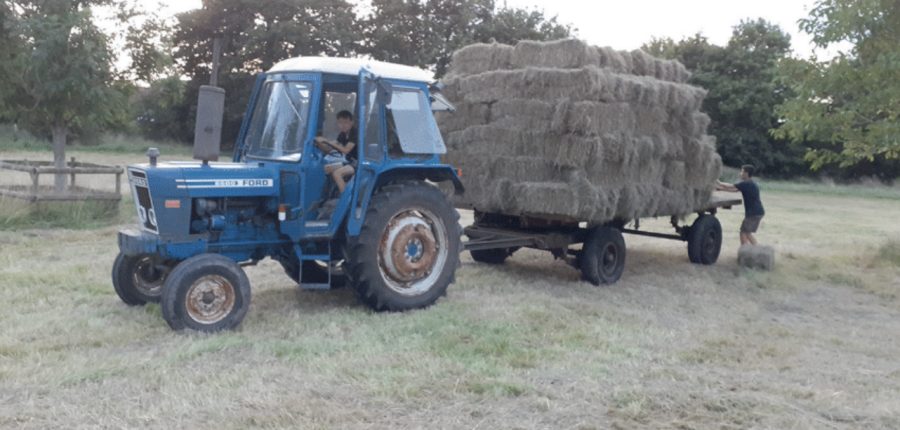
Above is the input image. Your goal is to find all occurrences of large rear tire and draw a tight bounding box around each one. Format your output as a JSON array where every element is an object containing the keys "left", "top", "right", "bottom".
[
  {"left": 112, "top": 253, "right": 170, "bottom": 305},
  {"left": 161, "top": 254, "right": 252, "bottom": 332},
  {"left": 580, "top": 226, "right": 626, "bottom": 285},
  {"left": 346, "top": 182, "right": 461, "bottom": 312},
  {"left": 687, "top": 214, "right": 722, "bottom": 265}
]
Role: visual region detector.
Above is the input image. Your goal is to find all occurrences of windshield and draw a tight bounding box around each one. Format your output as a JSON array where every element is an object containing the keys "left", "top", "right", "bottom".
[{"left": 244, "top": 81, "right": 312, "bottom": 160}]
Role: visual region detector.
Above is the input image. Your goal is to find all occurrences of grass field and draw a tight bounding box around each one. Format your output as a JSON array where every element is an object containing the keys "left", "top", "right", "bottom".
[{"left": 1, "top": 149, "right": 899, "bottom": 429}]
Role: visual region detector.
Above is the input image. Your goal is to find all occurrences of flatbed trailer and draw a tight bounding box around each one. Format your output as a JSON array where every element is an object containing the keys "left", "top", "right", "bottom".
[{"left": 462, "top": 196, "right": 742, "bottom": 285}]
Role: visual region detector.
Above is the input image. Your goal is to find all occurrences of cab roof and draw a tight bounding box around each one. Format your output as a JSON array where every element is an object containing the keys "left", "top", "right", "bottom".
[{"left": 268, "top": 56, "right": 434, "bottom": 83}]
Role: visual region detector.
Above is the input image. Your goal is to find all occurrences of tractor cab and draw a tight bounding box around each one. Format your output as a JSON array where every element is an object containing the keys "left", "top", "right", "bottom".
[
  {"left": 233, "top": 58, "right": 456, "bottom": 239},
  {"left": 114, "top": 57, "right": 463, "bottom": 332}
]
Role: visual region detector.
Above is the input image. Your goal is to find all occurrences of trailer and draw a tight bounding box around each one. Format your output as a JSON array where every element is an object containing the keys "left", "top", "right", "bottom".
[{"left": 462, "top": 196, "right": 742, "bottom": 285}]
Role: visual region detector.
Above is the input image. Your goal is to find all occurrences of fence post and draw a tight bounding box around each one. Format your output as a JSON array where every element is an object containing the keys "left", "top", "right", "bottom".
[
  {"left": 69, "top": 157, "right": 76, "bottom": 190},
  {"left": 115, "top": 170, "right": 122, "bottom": 195},
  {"left": 30, "top": 167, "right": 39, "bottom": 200}
]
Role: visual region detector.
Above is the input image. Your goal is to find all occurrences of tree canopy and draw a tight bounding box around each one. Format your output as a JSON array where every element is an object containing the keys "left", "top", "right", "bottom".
[
  {"left": 774, "top": 0, "right": 900, "bottom": 174},
  {"left": 644, "top": 20, "right": 805, "bottom": 177}
]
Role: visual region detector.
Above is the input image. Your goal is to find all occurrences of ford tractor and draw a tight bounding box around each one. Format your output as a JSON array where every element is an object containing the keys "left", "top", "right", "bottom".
[{"left": 113, "top": 58, "right": 463, "bottom": 332}]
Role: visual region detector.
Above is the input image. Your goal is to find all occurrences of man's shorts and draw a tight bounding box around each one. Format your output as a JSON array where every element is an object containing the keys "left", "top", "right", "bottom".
[
  {"left": 740, "top": 216, "right": 763, "bottom": 233},
  {"left": 323, "top": 152, "right": 346, "bottom": 166}
]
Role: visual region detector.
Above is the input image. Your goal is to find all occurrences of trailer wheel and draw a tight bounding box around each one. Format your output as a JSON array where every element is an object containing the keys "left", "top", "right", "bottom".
[
  {"left": 580, "top": 226, "right": 626, "bottom": 285},
  {"left": 161, "top": 254, "right": 251, "bottom": 332},
  {"left": 687, "top": 214, "right": 722, "bottom": 265},
  {"left": 112, "top": 253, "right": 170, "bottom": 305},
  {"left": 470, "top": 247, "right": 518, "bottom": 264},
  {"left": 346, "top": 182, "right": 461, "bottom": 312}
]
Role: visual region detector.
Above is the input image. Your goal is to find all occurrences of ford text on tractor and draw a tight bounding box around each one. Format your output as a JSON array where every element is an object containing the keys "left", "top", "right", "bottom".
[{"left": 113, "top": 58, "right": 463, "bottom": 332}]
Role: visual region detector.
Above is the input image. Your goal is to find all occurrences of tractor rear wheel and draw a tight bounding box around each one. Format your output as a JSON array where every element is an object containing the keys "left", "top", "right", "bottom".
[
  {"left": 346, "top": 182, "right": 461, "bottom": 312},
  {"left": 112, "top": 253, "right": 171, "bottom": 305},
  {"left": 687, "top": 214, "right": 722, "bottom": 265},
  {"left": 580, "top": 226, "right": 626, "bottom": 285},
  {"left": 161, "top": 254, "right": 251, "bottom": 332}
]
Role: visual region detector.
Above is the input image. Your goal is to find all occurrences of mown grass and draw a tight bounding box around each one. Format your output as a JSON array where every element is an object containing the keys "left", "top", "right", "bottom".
[
  {"left": 0, "top": 196, "right": 130, "bottom": 230},
  {"left": 0, "top": 150, "right": 899, "bottom": 428}
]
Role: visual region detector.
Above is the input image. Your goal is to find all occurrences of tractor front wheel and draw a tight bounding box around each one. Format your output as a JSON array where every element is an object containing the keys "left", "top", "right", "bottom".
[
  {"left": 346, "top": 182, "right": 461, "bottom": 311},
  {"left": 112, "top": 253, "right": 171, "bottom": 305},
  {"left": 161, "top": 254, "right": 251, "bottom": 332}
]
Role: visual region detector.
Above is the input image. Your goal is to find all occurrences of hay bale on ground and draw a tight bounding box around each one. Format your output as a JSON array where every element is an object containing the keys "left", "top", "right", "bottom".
[
  {"left": 738, "top": 245, "right": 776, "bottom": 271},
  {"left": 438, "top": 39, "right": 721, "bottom": 223}
]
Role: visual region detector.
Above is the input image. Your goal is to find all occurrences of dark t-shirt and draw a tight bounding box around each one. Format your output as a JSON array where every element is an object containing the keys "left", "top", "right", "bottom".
[
  {"left": 336, "top": 127, "right": 358, "bottom": 163},
  {"left": 735, "top": 180, "right": 765, "bottom": 217}
]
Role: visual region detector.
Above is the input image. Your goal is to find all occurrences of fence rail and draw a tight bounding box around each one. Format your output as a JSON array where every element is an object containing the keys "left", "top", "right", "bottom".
[{"left": 0, "top": 158, "right": 124, "bottom": 202}]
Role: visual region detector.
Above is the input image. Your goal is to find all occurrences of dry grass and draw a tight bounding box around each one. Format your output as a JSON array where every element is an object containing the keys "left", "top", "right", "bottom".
[{"left": 1, "top": 150, "right": 899, "bottom": 429}]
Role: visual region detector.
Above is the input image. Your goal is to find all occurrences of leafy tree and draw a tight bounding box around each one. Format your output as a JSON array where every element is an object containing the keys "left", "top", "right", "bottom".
[
  {"left": 774, "top": 0, "right": 900, "bottom": 176},
  {"left": 364, "top": 0, "right": 571, "bottom": 77},
  {"left": 171, "top": 0, "right": 360, "bottom": 145},
  {"left": 133, "top": 76, "right": 189, "bottom": 141},
  {"left": 5, "top": 0, "right": 124, "bottom": 191},
  {"left": 644, "top": 20, "right": 806, "bottom": 176}
]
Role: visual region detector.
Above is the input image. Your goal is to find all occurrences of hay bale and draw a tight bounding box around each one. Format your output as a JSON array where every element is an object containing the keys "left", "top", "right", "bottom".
[
  {"left": 445, "top": 43, "right": 513, "bottom": 77},
  {"left": 738, "top": 245, "right": 775, "bottom": 271},
  {"left": 439, "top": 39, "right": 720, "bottom": 223}
]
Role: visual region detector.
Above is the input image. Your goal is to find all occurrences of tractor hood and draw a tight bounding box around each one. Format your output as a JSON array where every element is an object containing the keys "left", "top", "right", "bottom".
[
  {"left": 127, "top": 161, "right": 280, "bottom": 199},
  {"left": 125, "top": 161, "right": 280, "bottom": 236}
]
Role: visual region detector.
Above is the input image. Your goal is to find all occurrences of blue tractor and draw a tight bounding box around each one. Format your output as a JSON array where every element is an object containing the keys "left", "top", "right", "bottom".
[{"left": 113, "top": 58, "right": 463, "bottom": 332}]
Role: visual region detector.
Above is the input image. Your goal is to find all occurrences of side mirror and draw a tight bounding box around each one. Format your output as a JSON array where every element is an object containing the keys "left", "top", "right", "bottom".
[{"left": 193, "top": 85, "right": 226, "bottom": 163}]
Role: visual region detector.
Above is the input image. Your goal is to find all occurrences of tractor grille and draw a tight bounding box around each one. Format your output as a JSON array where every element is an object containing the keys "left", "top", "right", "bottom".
[{"left": 128, "top": 169, "right": 158, "bottom": 233}]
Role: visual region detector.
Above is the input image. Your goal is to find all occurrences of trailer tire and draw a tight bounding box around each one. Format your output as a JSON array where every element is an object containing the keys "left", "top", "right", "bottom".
[
  {"left": 112, "top": 253, "right": 169, "bottom": 305},
  {"left": 581, "top": 226, "right": 626, "bottom": 285},
  {"left": 687, "top": 214, "right": 722, "bottom": 265},
  {"left": 161, "top": 254, "right": 251, "bottom": 332},
  {"left": 470, "top": 247, "right": 517, "bottom": 264},
  {"left": 346, "top": 182, "right": 461, "bottom": 312}
]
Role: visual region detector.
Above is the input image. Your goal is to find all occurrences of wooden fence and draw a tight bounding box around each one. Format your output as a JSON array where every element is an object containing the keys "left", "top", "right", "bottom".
[{"left": 0, "top": 158, "right": 123, "bottom": 202}]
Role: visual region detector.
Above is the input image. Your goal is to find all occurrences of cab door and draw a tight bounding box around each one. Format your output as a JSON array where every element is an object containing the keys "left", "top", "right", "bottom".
[{"left": 346, "top": 69, "right": 387, "bottom": 230}]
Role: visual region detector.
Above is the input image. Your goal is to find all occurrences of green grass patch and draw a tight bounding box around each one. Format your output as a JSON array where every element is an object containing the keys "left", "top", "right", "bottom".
[
  {"left": 875, "top": 239, "right": 900, "bottom": 266},
  {"left": 0, "top": 125, "right": 191, "bottom": 156},
  {"left": 760, "top": 179, "right": 900, "bottom": 200},
  {"left": 0, "top": 195, "right": 129, "bottom": 230}
]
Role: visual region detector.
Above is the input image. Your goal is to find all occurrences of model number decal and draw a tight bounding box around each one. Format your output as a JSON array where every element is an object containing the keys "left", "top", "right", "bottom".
[{"left": 175, "top": 179, "right": 273, "bottom": 189}]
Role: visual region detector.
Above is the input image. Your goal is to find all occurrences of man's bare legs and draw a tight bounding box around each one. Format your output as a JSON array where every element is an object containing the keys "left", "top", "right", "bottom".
[{"left": 739, "top": 232, "right": 758, "bottom": 246}]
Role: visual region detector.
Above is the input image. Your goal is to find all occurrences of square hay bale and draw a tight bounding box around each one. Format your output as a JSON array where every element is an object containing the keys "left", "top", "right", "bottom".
[
  {"left": 437, "top": 39, "right": 721, "bottom": 224},
  {"left": 738, "top": 245, "right": 776, "bottom": 271}
]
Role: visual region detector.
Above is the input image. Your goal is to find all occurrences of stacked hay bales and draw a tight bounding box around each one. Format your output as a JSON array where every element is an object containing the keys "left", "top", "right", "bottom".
[{"left": 438, "top": 39, "right": 722, "bottom": 223}]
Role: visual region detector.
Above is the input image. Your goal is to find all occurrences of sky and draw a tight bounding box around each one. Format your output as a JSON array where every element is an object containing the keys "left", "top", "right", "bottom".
[{"left": 157, "top": 0, "right": 828, "bottom": 59}]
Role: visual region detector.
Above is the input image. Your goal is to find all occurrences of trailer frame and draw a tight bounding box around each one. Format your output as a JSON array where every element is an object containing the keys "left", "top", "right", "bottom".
[{"left": 462, "top": 196, "right": 742, "bottom": 284}]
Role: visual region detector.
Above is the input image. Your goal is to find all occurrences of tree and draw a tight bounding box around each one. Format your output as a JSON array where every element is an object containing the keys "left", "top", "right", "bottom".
[
  {"left": 644, "top": 20, "right": 805, "bottom": 176},
  {"left": 774, "top": 0, "right": 900, "bottom": 175},
  {"left": 363, "top": 0, "right": 571, "bottom": 77},
  {"left": 171, "top": 0, "right": 360, "bottom": 145},
  {"left": 5, "top": 0, "right": 124, "bottom": 191}
]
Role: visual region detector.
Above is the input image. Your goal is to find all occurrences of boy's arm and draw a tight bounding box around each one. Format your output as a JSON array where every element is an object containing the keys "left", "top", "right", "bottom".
[{"left": 716, "top": 180, "right": 738, "bottom": 192}]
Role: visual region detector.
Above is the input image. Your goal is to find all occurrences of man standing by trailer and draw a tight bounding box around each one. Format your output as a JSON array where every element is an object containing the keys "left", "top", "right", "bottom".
[{"left": 717, "top": 164, "right": 765, "bottom": 245}]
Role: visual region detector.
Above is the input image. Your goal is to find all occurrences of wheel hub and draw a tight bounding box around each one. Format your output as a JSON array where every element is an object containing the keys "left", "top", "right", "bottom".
[
  {"left": 185, "top": 275, "right": 236, "bottom": 324},
  {"left": 376, "top": 208, "right": 450, "bottom": 297},
  {"left": 381, "top": 215, "right": 438, "bottom": 284}
]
